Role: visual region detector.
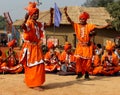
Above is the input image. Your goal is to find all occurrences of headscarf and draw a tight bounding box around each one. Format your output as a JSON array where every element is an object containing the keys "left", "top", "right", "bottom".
[
  {"left": 25, "top": 2, "right": 39, "bottom": 16},
  {"left": 79, "top": 12, "right": 90, "bottom": 20},
  {"left": 64, "top": 42, "right": 72, "bottom": 51},
  {"left": 7, "top": 39, "right": 16, "bottom": 47},
  {"left": 47, "top": 41, "right": 54, "bottom": 49},
  {"left": 105, "top": 40, "right": 115, "bottom": 51}
]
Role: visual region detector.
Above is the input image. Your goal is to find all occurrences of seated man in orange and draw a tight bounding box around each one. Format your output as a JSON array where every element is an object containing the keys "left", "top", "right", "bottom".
[
  {"left": 58, "top": 42, "right": 76, "bottom": 75},
  {"left": 101, "top": 40, "right": 120, "bottom": 76},
  {"left": 44, "top": 42, "right": 61, "bottom": 73},
  {"left": 5, "top": 39, "right": 23, "bottom": 74}
]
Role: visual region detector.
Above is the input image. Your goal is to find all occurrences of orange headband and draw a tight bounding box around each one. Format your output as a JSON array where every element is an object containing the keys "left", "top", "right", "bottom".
[
  {"left": 7, "top": 39, "right": 16, "bottom": 47},
  {"left": 64, "top": 42, "right": 72, "bottom": 51},
  {"left": 105, "top": 40, "right": 115, "bottom": 51},
  {"left": 47, "top": 42, "right": 54, "bottom": 49}
]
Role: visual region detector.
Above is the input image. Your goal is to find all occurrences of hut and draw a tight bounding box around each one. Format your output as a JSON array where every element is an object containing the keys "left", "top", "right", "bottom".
[{"left": 13, "top": 6, "right": 119, "bottom": 47}]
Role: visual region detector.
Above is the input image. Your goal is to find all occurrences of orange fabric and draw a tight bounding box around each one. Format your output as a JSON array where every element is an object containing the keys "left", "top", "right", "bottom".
[
  {"left": 76, "top": 58, "right": 91, "bottom": 74},
  {"left": 23, "top": 19, "right": 44, "bottom": 42},
  {"left": 25, "top": 2, "right": 38, "bottom": 16},
  {"left": 47, "top": 41, "right": 54, "bottom": 49},
  {"left": 5, "top": 51, "right": 19, "bottom": 68},
  {"left": 20, "top": 19, "right": 45, "bottom": 87},
  {"left": 64, "top": 42, "right": 72, "bottom": 51},
  {"left": 7, "top": 39, "right": 16, "bottom": 47},
  {"left": 59, "top": 50, "right": 76, "bottom": 72},
  {"left": 24, "top": 63, "right": 45, "bottom": 87},
  {"left": 101, "top": 52, "right": 119, "bottom": 75},
  {"left": 79, "top": 12, "right": 89, "bottom": 20},
  {"left": 59, "top": 50, "right": 75, "bottom": 63},
  {"left": 8, "top": 64, "right": 23, "bottom": 74},
  {"left": 90, "top": 55, "right": 102, "bottom": 75},
  {"left": 0, "top": 55, "right": 7, "bottom": 73},
  {"left": 73, "top": 23, "right": 95, "bottom": 74},
  {"left": 74, "top": 23, "right": 95, "bottom": 59},
  {"left": 4, "top": 50, "right": 23, "bottom": 74},
  {"left": 101, "top": 53, "right": 119, "bottom": 66},
  {"left": 44, "top": 50, "right": 60, "bottom": 72},
  {"left": 105, "top": 40, "right": 115, "bottom": 51},
  {"left": 93, "top": 55, "right": 101, "bottom": 67}
]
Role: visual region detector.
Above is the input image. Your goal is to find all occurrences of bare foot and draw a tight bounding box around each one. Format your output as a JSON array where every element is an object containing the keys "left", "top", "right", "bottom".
[{"left": 31, "top": 87, "right": 44, "bottom": 91}]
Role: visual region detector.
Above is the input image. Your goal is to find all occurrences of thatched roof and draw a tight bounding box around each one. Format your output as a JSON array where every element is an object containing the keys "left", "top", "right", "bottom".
[{"left": 13, "top": 6, "right": 111, "bottom": 26}]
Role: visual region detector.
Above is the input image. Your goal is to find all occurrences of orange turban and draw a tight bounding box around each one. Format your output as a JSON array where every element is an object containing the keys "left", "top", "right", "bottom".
[
  {"left": 64, "top": 42, "right": 72, "bottom": 51},
  {"left": 25, "top": 2, "right": 39, "bottom": 16},
  {"left": 105, "top": 40, "right": 115, "bottom": 51},
  {"left": 47, "top": 41, "right": 54, "bottom": 49},
  {"left": 79, "top": 12, "right": 89, "bottom": 20},
  {"left": 7, "top": 39, "right": 16, "bottom": 47}
]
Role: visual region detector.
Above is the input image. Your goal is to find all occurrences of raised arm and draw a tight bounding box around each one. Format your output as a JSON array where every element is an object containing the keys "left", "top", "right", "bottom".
[
  {"left": 45, "top": 8, "right": 54, "bottom": 27},
  {"left": 95, "top": 24, "right": 110, "bottom": 29},
  {"left": 95, "top": 20, "right": 111, "bottom": 29},
  {"left": 21, "top": 13, "right": 29, "bottom": 30},
  {"left": 64, "top": 6, "right": 74, "bottom": 25}
]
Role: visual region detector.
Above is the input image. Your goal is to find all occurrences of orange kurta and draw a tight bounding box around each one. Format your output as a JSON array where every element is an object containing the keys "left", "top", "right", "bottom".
[
  {"left": 19, "top": 19, "right": 45, "bottom": 87},
  {"left": 44, "top": 50, "right": 60, "bottom": 72},
  {"left": 74, "top": 23, "right": 95, "bottom": 74},
  {"left": 5, "top": 50, "right": 23, "bottom": 74},
  {"left": 59, "top": 50, "right": 76, "bottom": 72},
  {"left": 90, "top": 55, "right": 102, "bottom": 75}
]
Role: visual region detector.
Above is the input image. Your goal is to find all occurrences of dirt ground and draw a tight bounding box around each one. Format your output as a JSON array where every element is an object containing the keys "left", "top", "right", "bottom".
[
  {"left": 1, "top": 47, "right": 120, "bottom": 95},
  {"left": 1, "top": 73, "right": 120, "bottom": 95}
]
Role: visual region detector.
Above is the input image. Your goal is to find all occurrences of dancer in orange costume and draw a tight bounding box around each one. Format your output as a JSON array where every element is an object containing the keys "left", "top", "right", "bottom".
[
  {"left": 101, "top": 40, "right": 120, "bottom": 76},
  {"left": 44, "top": 42, "right": 60, "bottom": 72},
  {"left": 64, "top": 7, "right": 110, "bottom": 80},
  {"left": 20, "top": 2, "right": 53, "bottom": 91}
]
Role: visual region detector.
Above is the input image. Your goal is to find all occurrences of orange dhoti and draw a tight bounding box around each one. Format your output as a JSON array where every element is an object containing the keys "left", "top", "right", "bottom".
[
  {"left": 75, "top": 42, "right": 93, "bottom": 74},
  {"left": 20, "top": 42, "right": 45, "bottom": 87}
]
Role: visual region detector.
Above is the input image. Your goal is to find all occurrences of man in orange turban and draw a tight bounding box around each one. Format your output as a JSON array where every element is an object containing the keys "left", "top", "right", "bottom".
[
  {"left": 101, "top": 40, "right": 120, "bottom": 75},
  {"left": 44, "top": 42, "right": 60, "bottom": 72},
  {"left": 64, "top": 7, "right": 110, "bottom": 80},
  {"left": 58, "top": 42, "right": 76, "bottom": 75},
  {"left": 20, "top": 1, "right": 53, "bottom": 91}
]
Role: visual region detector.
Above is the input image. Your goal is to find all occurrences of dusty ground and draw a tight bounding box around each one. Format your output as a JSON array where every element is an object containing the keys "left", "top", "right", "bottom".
[
  {"left": 1, "top": 47, "right": 120, "bottom": 95},
  {"left": 0, "top": 73, "right": 120, "bottom": 95}
]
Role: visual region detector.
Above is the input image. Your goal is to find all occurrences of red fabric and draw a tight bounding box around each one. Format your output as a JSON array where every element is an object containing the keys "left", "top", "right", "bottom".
[
  {"left": 64, "top": 42, "right": 71, "bottom": 51},
  {"left": 79, "top": 12, "right": 89, "bottom": 20},
  {"left": 47, "top": 42, "right": 54, "bottom": 49},
  {"left": 7, "top": 39, "right": 16, "bottom": 47}
]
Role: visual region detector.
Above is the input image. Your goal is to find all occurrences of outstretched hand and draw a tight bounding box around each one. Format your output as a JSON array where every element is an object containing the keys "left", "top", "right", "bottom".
[{"left": 105, "top": 19, "right": 112, "bottom": 27}]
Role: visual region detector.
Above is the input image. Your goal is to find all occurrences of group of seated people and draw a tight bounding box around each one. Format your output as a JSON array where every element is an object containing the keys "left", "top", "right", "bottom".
[
  {"left": 44, "top": 40, "right": 120, "bottom": 76},
  {"left": 89, "top": 40, "right": 120, "bottom": 76},
  {"left": 1, "top": 39, "right": 120, "bottom": 77},
  {"left": 44, "top": 41, "right": 76, "bottom": 75}
]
